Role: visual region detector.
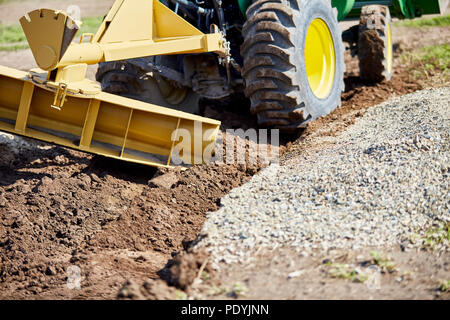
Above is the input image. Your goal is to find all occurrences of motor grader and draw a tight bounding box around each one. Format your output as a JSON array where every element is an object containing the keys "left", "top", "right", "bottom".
[{"left": 0, "top": 0, "right": 447, "bottom": 168}]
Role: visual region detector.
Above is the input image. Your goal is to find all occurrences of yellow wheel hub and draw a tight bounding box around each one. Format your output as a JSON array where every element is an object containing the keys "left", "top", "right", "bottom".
[
  {"left": 304, "top": 18, "right": 336, "bottom": 99},
  {"left": 386, "top": 23, "right": 392, "bottom": 74}
]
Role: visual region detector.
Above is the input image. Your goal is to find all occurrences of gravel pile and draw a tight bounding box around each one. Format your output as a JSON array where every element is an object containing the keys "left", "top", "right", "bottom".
[
  {"left": 0, "top": 132, "right": 46, "bottom": 165},
  {"left": 195, "top": 87, "right": 450, "bottom": 265},
  {"left": 0, "top": 132, "right": 38, "bottom": 153}
]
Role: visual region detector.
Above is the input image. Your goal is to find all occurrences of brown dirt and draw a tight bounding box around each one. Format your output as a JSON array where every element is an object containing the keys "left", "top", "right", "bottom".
[
  {"left": 0, "top": 142, "right": 258, "bottom": 298},
  {"left": 192, "top": 246, "right": 450, "bottom": 300},
  {"left": 0, "top": 4, "right": 448, "bottom": 299}
]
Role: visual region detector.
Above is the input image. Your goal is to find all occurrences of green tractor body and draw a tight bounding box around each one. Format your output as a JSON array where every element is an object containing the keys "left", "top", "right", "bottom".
[
  {"left": 342, "top": 0, "right": 448, "bottom": 19},
  {"left": 238, "top": 0, "right": 448, "bottom": 20}
]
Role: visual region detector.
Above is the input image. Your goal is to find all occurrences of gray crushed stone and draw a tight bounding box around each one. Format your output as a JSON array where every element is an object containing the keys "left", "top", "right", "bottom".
[{"left": 195, "top": 87, "right": 450, "bottom": 265}]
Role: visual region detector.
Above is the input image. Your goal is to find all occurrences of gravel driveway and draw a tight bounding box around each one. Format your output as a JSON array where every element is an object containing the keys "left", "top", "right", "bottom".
[{"left": 196, "top": 87, "right": 450, "bottom": 266}]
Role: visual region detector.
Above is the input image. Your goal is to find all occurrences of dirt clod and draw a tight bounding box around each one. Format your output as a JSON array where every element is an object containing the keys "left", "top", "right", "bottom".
[
  {"left": 148, "top": 172, "right": 180, "bottom": 189},
  {"left": 164, "top": 250, "right": 211, "bottom": 290}
]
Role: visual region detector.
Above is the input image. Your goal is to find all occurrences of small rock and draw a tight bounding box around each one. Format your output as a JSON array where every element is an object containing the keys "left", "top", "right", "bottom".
[
  {"left": 31, "top": 287, "right": 42, "bottom": 294},
  {"left": 45, "top": 266, "right": 57, "bottom": 276},
  {"left": 0, "top": 196, "right": 6, "bottom": 207},
  {"left": 41, "top": 176, "right": 53, "bottom": 186},
  {"left": 299, "top": 251, "right": 309, "bottom": 258},
  {"left": 90, "top": 173, "right": 102, "bottom": 183},
  {"left": 148, "top": 172, "right": 179, "bottom": 189},
  {"left": 135, "top": 255, "right": 147, "bottom": 263},
  {"left": 287, "top": 270, "right": 304, "bottom": 279},
  {"left": 80, "top": 174, "right": 92, "bottom": 187}
]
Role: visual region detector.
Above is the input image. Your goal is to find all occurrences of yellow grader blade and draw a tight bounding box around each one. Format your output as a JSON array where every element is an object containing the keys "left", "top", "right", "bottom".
[
  {"left": 0, "top": 65, "right": 220, "bottom": 168},
  {"left": 0, "top": 0, "right": 226, "bottom": 168}
]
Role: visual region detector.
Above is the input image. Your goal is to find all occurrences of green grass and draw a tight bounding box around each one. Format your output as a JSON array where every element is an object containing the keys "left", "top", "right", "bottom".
[
  {"left": 401, "top": 44, "right": 450, "bottom": 82},
  {"left": 395, "top": 15, "right": 450, "bottom": 27},
  {"left": 0, "top": 0, "right": 27, "bottom": 4},
  {"left": 425, "top": 223, "right": 450, "bottom": 246},
  {"left": 418, "top": 44, "right": 450, "bottom": 70},
  {"left": 438, "top": 280, "right": 450, "bottom": 292},
  {"left": 327, "top": 263, "right": 368, "bottom": 283},
  {"left": 408, "top": 222, "right": 450, "bottom": 250},
  {"left": 0, "top": 16, "right": 103, "bottom": 51},
  {"left": 0, "top": 24, "right": 27, "bottom": 44},
  {"left": 78, "top": 16, "right": 104, "bottom": 35},
  {"left": 370, "top": 251, "right": 396, "bottom": 272}
]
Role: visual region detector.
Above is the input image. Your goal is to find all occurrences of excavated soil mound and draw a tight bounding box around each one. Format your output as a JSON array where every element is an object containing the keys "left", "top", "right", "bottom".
[
  {"left": 0, "top": 138, "right": 258, "bottom": 298},
  {"left": 86, "top": 163, "right": 259, "bottom": 254}
]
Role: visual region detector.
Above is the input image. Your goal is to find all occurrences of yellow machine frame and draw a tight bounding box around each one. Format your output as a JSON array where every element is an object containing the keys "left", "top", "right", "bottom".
[
  {"left": 0, "top": 0, "right": 226, "bottom": 168},
  {"left": 21, "top": 0, "right": 226, "bottom": 72}
]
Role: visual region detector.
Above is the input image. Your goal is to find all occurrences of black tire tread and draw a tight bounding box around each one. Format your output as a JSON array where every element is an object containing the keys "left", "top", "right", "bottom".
[
  {"left": 358, "top": 5, "right": 392, "bottom": 83},
  {"left": 241, "top": 0, "right": 306, "bottom": 128},
  {"left": 242, "top": 0, "right": 344, "bottom": 129}
]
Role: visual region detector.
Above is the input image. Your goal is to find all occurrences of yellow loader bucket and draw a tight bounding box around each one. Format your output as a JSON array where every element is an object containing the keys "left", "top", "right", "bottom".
[{"left": 0, "top": 66, "right": 220, "bottom": 168}]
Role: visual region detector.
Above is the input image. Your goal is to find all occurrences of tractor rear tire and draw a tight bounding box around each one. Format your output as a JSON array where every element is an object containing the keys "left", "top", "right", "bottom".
[
  {"left": 241, "top": 0, "right": 345, "bottom": 131},
  {"left": 96, "top": 60, "right": 200, "bottom": 114},
  {"left": 358, "top": 5, "right": 393, "bottom": 83}
]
